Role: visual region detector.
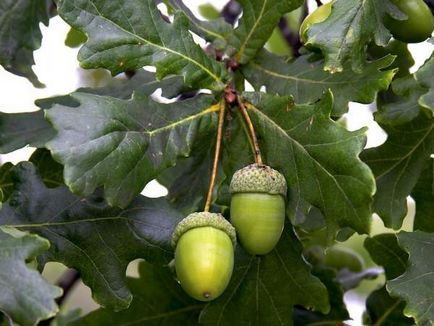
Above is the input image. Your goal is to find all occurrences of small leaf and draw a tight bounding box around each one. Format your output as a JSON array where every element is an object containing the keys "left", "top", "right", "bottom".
[
  {"left": 64, "top": 27, "right": 87, "bottom": 48},
  {"left": 412, "top": 160, "right": 434, "bottom": 233},
  {"left": 57, "top": 0, "right": 228, "bottom": 90},
  {"left": 0, "top": 0, "right": 50, "bottom": 87},
  {"left": 414, "top": 53, "right": 434, "bottom": 112},
  {"left": 365, "top": 233, "right": 408, "bottom": 280},
  {"left": 0, "top": 110, "right": 55, "bottom": 154},
  {"left": 0, "top": 162, "right": 14, "bottom": 202},
  {"left": 70, "top": 261, "right": 203, "bottom": 325},
  {"left": 242, "top": 50, "right": 396, "bottom": 115},
  {"left": 29, "top": 149, "right": 64, "bottom": 188},
  {"left": 365, "top": 287, "right": 414, "bottom": 326},
  {"left": 362, "top": 113, "right": 434, "bottom": 229},
  {"left": 0, "top": 162, "right": 184, "bottom": 310},
  {"left": 387, "top": 231, "right": 434, "bottom": 325},
  {"left": 306, "top": 0, "right": 397, "bottom": 73},
  {"left": 0, "top": 227, "right": 62, "bottom": 326},
  {"left": 229, "top": 0, "right": 303, "bottom": 64},
  {"left": 46, "top": 92, "right": 218, "bottom": 208},
  {"left": 200, "top": 227, "right": 329, "bottom": 325},
  {"left": 244, "top": 92, "right": 374, "bottom": 238},
  {"left": 167, "top": 0, "right": 232, "bottom": 47}
]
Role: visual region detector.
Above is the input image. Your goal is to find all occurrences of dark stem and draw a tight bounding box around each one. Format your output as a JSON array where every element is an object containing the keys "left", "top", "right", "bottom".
[
  {"left": 39, "top": 269, "right": 80, "bottom": 326},
  {"left": 221, "top": 1, "right": 242, "bottom": 25},
  {"left": 424, "top": 0, "right": 434, "bottom": 13},
  {"left": 278, "top": 17, "right": 303, "bottom": 57},
  {"left": 315, "top": 0, "right": 323, "bottom": 7}
]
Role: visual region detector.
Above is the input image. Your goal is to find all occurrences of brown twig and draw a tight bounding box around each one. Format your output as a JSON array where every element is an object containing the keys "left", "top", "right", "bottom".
[
  {"left": 236, "top": 96, "right": 263, "bottom": 165},
  {"left": 204, "top": 100, "right": 226, "bottom": 212},
  {"left": 278, "top": 17, "right": 303, "bottom": 57},
  {"left": 39, "top": 269, "right": 80, "bottom": 326}
]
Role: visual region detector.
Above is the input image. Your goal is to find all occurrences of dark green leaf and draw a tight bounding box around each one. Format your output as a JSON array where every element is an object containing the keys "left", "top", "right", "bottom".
[
  {"left": 166, "top": 0, "right": 232, "bottom": 47},
  {"left": 388, "top": 231, "right": 434, "bottom": 325},
  {"left": 0, "top": 110, "right": 55, "bottom": 154},
  {"left": 368, "top": 40, "right": 415, "bottom": 78},
  {"left": 46, "top": 92, "right": 218, "bottom": 208},
  {"left": 0, "top": 227, "right": 61, "bottom": 326},
  {"left": 414, "top": 53, "right": 434, "bottom": 112},
  {"left": 365, "top": 287, "right": 414, "bottom": 326},
  {"left": 157, "top": 126, "right": 217, "bottom": 214},
  {"left": 242, "top": 50, "right": 396, "bottom": 115},
  {"left": 293, "top": 267, "right": 349, "bottom": 325},
  {"left": 200, "top": 226, "right": 329, "bottom": 325},
  {"left": 412, "top": 161, "right": 434, "bottom": 232},
  {"left": 376, "top": 75, "right": 426, "bottom": 126},
  {"left": 0, "top": 162, "right": 14, "bottom": 202},
  {"left": 361, "top": 113, "right": 434, "bottom": 229},
  {"left": 365, "top": 234, "right": 408, "bottom": 280},
  {"left": 29, "top": 149, "right": 64, "bottom": 188},
  {"left": 57, "top": 0, "right": 228, "bottom": 90},
  {"left": 0, "top": 162, "right": 184, "bottom": 310},
  {"left": 71, "top": 261, "right": 203, "bottom": 325},
  {"left": 245, "top": 92, "right": 374, "bottom": 238},
  {"left": 0, "top": 0, "right": 51, "bottom": 87},
  {"left": 306, "top": 0, "right": 398, "bottom": 73},
  {"left": 229, "top": 0, "right": 303, "bottom": 64}
]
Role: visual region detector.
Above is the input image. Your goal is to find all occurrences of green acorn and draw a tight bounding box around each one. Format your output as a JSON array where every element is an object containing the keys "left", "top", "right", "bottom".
[
  {"left": 172, "top": 212, "right": 236, "bottom": 301},
  {"left": 230, "top": 164, "right": 287, "bottom": 255}
]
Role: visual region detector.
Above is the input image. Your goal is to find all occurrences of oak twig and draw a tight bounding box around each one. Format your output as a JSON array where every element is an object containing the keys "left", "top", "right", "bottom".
[
  {"left": 236, "top": 96, "right": 263, "bottom": 165},
  {"left": 204, "top": 100, "right": 226, "bottom": 212}
]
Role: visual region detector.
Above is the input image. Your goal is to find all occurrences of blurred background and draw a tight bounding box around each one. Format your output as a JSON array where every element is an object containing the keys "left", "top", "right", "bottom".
[{"left": 0, "top": 0, "right": 432, "bottom": 324}]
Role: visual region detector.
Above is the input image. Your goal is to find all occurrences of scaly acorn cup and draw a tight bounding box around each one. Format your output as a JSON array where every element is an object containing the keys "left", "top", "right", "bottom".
[
  {"left": 230, "top": 164, "right": 287, "bottom": 255},
  {"left": 171, "top": 212, "right": 236, "bottom": 302}
]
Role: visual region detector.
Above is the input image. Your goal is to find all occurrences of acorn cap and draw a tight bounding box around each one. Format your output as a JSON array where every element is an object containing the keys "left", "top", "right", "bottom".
[
  {"left": 230, "top": 164, "right": 287, "bottom": 196},
  {"left": 171, "top": 212, "right": 237, "bottom": 248}
]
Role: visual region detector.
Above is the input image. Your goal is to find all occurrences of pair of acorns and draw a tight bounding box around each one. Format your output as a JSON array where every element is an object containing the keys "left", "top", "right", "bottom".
[{"left": 171, "top": 164, "right": 287, "bottom": 301}]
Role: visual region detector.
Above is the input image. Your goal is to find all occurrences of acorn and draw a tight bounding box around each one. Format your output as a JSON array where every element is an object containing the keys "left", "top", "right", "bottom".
[
  {"left": 171, "top": 212, "right": 236, "bottom": 301},
  {"left": 230, "top": 164, "right": 287, "bottom": 255}
]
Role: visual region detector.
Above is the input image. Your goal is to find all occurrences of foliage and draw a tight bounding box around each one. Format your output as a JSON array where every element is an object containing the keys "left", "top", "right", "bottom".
[{"left": 0, "top": 0, "right": 433, "bottom": 325}]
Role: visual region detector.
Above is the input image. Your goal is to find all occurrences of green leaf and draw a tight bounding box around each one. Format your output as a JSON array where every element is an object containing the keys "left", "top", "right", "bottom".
[
  {"left": 294, "top": 267, "right": 349, "bottom": 325},
  {"left": 200, "top": 226, "right": 329, "bottom": 325},
  {"left": 28, "top": 149, "right": 64, "bottom": 188},
  {"left": 229, "top": 0, "right": 303, "bottom": 64},
  {"left": 365, "top": 287, "right": 414, "bottom": 326},
  {"left": 70, "top": 261, "right": 203, "bottom": 325},
  {"left": 0, "top": 162, "right": 184, "bottom": 310},
  {"left": 57, "top": 0, "right": 228, "bottom": 90},
  {"left": 306, "top": 0, "right": 398, "bottom": 73},
  {"left": 414, "top": 53, "right": 434, "bottom": 112},
  {"left": 0, "top": 0, "right": 50, "bottom": 87},
  {"left": 166, "top": 0, "right": 232, "bottom": 47},
  {"left": 242, "top": 50, "right": 396, "bottom": 115},
  {"left": 361, "top": 113, "right": 434, "bottom": 229},
  {"left": 365, "top": 234, "right": 408, "bottom": 280},
  {"left": 368, "top": 40, "right": 415, "bottom": 78},
  {"left": 0, "top": 227, "right": 62, "bottom": 326},
  {"left": 412, "top": 160, "right": 434, "bottom": 233},
  {"left": 0, "top": 110, "right": 55, "bottom": 154},
  {"left": 64, "top": 27, "right": 87, "bottom": 48},
  {"left": 244, "top": 92, "right": 374, "bottom": 238},
  {"left": 387, "top": 231, "right": 434, "bottom": 325},
  {"left": 158, "top": 126, "right": 216, "bottom": 214},
  {"left": 0, "top": 162, "right": 14, "bottom": 202},
  {"left": 46, "top": 92, "right": 218, "bottom": 208},
  {"left": 198, "top": 3, "right": 220, "bottom": 20},
  {"left": 376, "top": 75, "right": 426, "bottom": 126}
]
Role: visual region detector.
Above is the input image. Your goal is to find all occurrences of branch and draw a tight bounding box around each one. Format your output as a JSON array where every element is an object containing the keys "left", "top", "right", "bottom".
[
  {"left": 236, "top": 96, "right": 263, "bottom": 165},
  {"left": 278, "top": 17, "right": 303, "bottom": 57},
  {"left": 204, "top": 100, "right": 226, "bottom": 212}
]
